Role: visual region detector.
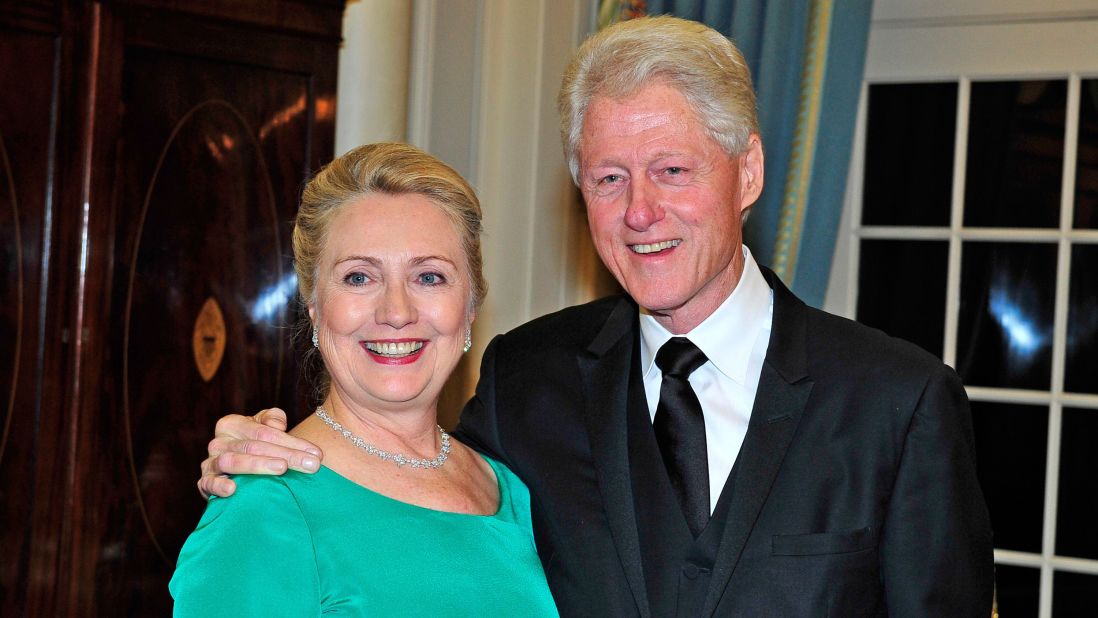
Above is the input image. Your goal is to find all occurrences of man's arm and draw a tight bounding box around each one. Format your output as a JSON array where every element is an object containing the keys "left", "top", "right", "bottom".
[
  {"left": 880, "top": 365, "right": 994, "bottom": 615},
  {"left": 197, "top": 408, "right": 322, "bottom": 498}
]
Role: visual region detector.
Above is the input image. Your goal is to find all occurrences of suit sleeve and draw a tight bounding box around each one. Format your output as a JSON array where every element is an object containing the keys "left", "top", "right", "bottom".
[
  {"left": 452, "top": 335, "right": 511, "bottom": 465},
  {"left": 170, "top": 477, "right": 319, "bottom": 617},
  {"left": 880, "top": 365, "right": 994, "bottom": 616}
]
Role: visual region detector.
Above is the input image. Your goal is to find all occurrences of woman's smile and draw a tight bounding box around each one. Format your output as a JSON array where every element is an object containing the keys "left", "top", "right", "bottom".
[{"left": 362, "top": 339, "right": 427, "bottom": 365}]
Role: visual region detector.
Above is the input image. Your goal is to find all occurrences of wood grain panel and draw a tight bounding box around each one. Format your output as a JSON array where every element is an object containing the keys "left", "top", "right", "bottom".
[{"left": 0, "top": 26, "right": 60, "bottom": 616}]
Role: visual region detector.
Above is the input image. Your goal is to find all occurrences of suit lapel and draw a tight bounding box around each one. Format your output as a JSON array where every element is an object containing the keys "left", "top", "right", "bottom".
[
  {"left": 577, "top": 296, "right": 651, "bottom": 618},
  {"left": 702, "top": 268, "right": 814, "bottom": 615}
]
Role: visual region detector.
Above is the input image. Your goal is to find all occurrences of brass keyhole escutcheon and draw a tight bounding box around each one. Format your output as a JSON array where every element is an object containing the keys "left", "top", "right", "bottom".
[{"left": 192, "top": 297, "right": 226, "bottom": 382}]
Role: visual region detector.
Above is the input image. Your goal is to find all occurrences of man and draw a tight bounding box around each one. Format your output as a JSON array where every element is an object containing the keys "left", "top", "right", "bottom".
[{"left": 201, "top": 16, "right": 993, "bottom": 616}]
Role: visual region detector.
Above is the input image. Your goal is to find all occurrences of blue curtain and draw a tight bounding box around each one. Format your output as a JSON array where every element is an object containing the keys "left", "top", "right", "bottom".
[{"left": 633, "top": 0, "right": 872, "bottom": 307}]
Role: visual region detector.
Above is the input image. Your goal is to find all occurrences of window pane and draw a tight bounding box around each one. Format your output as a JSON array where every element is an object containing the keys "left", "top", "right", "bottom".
[
  {"left": 957, "top": 242, "right": 1057, "bottom": 389},
  {"left": 994, "top": 565, "right": 1040, "bottom": 617},
  {"left": 856, "top": 239, "right": 947, "bottom": 357},
  {"left": 1052, "top": 571, "right": 1098, "bottom": 617},
  {"left": 1076, "top": 79, "right": 1098, "bottom": 229},
  {"left": 1055, "top": 408, "right": 1098, "bottom": 560},
  {"left": 965, "top": 80, "right": 1066, "bottom": 228},
  {"left": 863, "top": 83, "right": 957, "bottom": 226},
  {"left": 1065, "top": 244, "right": 1098, "bottom": 394},
  {"left": 971, "top": 402, "right": 1047, "bottom": 553}
]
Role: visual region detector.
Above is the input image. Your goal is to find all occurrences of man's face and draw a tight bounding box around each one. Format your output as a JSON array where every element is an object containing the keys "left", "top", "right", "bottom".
[{"left": 577, "top": 82, "right": 764, "bottom": 333}]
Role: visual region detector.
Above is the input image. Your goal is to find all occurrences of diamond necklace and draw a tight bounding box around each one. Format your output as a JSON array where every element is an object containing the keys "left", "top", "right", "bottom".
[{"left": 314, "top": 406, "right": 451, "bottom": 469}]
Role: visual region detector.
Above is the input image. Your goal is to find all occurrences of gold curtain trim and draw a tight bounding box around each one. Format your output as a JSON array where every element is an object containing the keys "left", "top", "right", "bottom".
[{"left": 772, "top": 0, "right": 834, "bottom": 281}]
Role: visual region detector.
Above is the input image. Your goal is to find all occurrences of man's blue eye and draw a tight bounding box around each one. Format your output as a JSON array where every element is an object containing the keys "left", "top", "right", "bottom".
[{"left": 666, "top": 167, "right": 684, "bottom": 175}]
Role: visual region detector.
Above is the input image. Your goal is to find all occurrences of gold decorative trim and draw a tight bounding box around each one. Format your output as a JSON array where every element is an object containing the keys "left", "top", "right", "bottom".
[
  {"left": 0, "top": 131, "right": 23, "bottom": 464},
  {"left": 773, "top": 0, "right": 834, "bottom": 281}
]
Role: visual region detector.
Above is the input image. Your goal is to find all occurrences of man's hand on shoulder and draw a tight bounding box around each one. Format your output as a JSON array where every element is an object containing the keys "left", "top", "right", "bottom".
[{"left": 197, "top": 408, "right": 322, "bottom": 499}]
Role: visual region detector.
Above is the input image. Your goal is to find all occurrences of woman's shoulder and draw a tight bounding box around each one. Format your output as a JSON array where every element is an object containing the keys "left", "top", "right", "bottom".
[
  {"left": 480, "top": 455, "right": 533, "bottom": 521},
  {"left": 481, "top": 455, "right": 522, "bottom": 485},
  {"left": 213, "top": 472, "right": 296, "bottom": 505},
  {"left": 196, "top": 470, "right": 328, "bottom": 533},
  {"left": 172, "top": 475, "right": 322, "bottom": 615}
]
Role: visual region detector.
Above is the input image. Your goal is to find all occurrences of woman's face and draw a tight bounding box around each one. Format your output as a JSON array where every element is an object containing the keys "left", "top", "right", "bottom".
[{"left": 310, "top": 192, "right": 472, "bottom": 414}]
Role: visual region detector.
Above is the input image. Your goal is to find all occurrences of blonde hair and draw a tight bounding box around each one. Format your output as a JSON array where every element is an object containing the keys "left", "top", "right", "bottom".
[{"left": 558, "top": 15, "right": 759, "bottom": 184}]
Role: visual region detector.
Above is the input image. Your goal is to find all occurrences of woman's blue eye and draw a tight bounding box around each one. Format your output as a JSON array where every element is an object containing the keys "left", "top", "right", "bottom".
[
  {"left": 419, "top": 272, "right": 444, "bottom": 285},
  {"left": 346, "top": 272, "right": 368, "bottom": 285}
]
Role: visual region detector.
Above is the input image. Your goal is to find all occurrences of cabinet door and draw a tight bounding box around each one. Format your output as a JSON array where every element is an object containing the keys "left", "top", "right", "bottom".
[
  {"left": 0, "top": 15, "right": 69, "bottom": 616},
  {"left": 66, "top": 4, "right": 341, "bottom": 614}
]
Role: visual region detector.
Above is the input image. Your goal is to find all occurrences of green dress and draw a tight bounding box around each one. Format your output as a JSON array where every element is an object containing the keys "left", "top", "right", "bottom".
[{"left": 170, "top": 457, "right": 558, "bottom": 617}]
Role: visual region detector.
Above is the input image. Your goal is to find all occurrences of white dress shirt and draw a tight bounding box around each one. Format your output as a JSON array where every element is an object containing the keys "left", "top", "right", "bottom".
[{"left": 639, "top": 246, "right": 774, "bottom": 513}]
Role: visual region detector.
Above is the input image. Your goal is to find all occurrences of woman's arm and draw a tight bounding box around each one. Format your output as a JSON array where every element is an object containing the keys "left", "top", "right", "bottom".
[{"left": 171, "top": 476, "right": 320, "bottom": 616}]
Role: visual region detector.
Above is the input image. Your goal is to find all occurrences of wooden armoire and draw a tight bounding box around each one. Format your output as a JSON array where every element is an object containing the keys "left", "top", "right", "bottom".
[{"left": 0, "top": 1, "right": 345, "bottom": 614}]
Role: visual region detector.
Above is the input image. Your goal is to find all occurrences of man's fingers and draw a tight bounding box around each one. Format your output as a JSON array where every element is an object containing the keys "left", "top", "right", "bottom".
[
  {"left": 199, "top": 410, "right": 322, "bottom": 499},
  {"left": 208, "top": 439, "right": 320, "bottom": 475},
  {"left": 212, "top": 412, "right": 322, "bottom": 456},
  {"left": 214, "top": 450, "right": 290, "bottom": 474},
  {"left": 251, "top": 424, "right": 323, "bottom": 457},
  {"left": 253, "top": 407, "right": 289, "bottom": 431},
  {"left": 197, "top": 473, "right": 237, "bottom": 500}
]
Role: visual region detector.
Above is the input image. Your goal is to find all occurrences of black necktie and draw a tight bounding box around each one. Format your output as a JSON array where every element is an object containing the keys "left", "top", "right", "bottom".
[{"left": 653, "top": 337, "right": 710, "bottom": 537}]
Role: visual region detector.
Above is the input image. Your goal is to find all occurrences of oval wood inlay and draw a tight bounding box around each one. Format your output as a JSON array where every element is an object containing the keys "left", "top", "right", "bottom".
[
  {"left": 0, "top": 131, "right": 23, "bottom": 464},
  {"left": 122, "top": 99, "right": 285, "bottom": 566},
  {"left": 192, "top": 297, "right": 226, "bottom": 382}
]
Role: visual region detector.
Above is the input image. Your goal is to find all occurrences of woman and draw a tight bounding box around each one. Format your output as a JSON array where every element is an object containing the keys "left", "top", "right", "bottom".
[{"left": 170, "top": 143, "right": 558, "bottom": 616}]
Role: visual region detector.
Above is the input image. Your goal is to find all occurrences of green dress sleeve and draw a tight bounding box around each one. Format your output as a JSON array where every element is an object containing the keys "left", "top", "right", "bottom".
[{"left": 170, "top": 475, "right": 320, "bottom": 617}]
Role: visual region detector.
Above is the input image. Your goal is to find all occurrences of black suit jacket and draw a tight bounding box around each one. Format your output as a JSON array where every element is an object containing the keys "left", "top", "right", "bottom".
[{"left": 456, "top": 267, "right": 993, "bottom": 617}]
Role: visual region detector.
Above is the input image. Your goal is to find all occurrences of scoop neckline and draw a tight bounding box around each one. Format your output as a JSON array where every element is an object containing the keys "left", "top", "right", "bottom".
[{"left": 310, "top": 455, "right": 509, "bottom": 519}]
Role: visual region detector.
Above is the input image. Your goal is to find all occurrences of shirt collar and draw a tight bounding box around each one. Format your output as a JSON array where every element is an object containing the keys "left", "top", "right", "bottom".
[{"left": 639, "top": 246, "right": 771, "bottom": 385}]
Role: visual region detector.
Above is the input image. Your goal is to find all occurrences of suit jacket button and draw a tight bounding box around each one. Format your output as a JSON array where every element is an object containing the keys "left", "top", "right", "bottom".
[{"left": 682, "top": 564, "right": 700, "bottom": 579}]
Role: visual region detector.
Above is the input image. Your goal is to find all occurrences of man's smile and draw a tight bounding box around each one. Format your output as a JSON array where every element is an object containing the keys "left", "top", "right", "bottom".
[{"left": 629, "top": 239, "right": 682, "bottom": 254}]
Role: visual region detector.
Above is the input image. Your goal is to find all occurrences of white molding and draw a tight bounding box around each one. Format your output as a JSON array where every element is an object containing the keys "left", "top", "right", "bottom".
[
  {"left": 874, "top": 11, "right": 1098, "bottom": 29},
  {"left": 872, "top": 0, "right": 1098, "bottom": 25},
  {"left": 475, "top": 0, "right": 540, "bottom": 338},
  {"left": 471, "top": 0, "right": 589, "bottom": 340},
  {"left": 521, "top": 0, "right": 548, "bottom": 324},
  {"left": 824, "top": 83, "right": 865, "bottom": 318},
  {"left": 468, "top": 0, "right": 485, "bottom": 186},
  {"left": 407, "top": 0, "right": 436, "bottom": 149},
  {"left": 867, "top": 20, "right": 1098, "bottom": 81},
  {"left": 994, "top": 549, "right": 1098, "bottom": 575},
  {"left": 964, "top": 387, "right": 1098, "bottom": 408},
  {"left": 941, "top": 78, "right": 969, "bottom": 368},
  {"left": 856, "top": 227, "right": 1098, "bottom": 243},
  {"left": 557, "top": 1, "right": 590, "bottom": 311}
]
